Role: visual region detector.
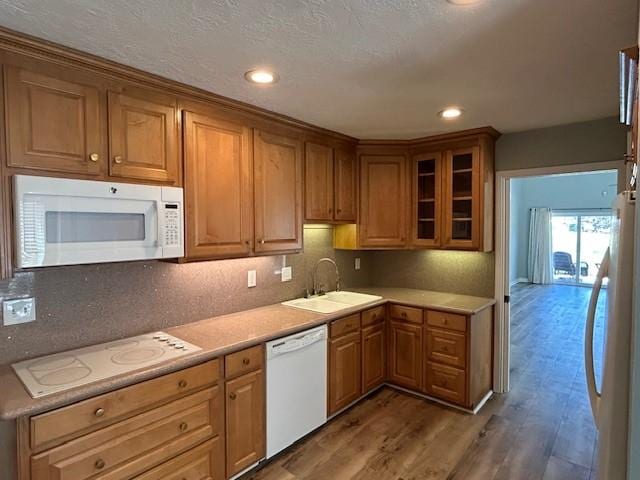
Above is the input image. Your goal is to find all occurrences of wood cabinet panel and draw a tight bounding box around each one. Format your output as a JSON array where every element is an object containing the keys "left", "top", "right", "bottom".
[
  {"left": 333, "top": 148, "right": 357, "bottom": 221},
  {"left": 387, "top": 320, "right": 422, "bottom": 391},
  {"left": 31, "top": 387, "right": 221, "bottom": 480},
  {"left": 425, "top": 361, "right": 466, "bottom": 405},
  {"left": 329, "top": 313, "right": 361, "bottom": 339},
  {"left": 361, "top": 305, "right": 385, "bottom": 327},
  {"left": 425, "top": 310, "right": 467, "bottom": 332},
  {"left": 30, "top": 360, "right": 220, "bottom": 451},
  {"left": 225, "top": 345, "right": 263, "bottom": 380},
  {"left": 362, "top": 323, "right": 386, "bottom": 393},
  {"left": 442, "top": 146, "right": 481, "bottom": 250},
  {"left": 426, "top": 328, "right": 466, "bottom": 369},
  {"left": 4, "top": 64, "right": 104, "bottom": 175},
  {"left": 108, "top": 90, "right": 179, "bottom": 184},
  {"left": 253, "top": 129, "right": 303, "bottom": 253},
  {"left": 411, "top": 151, "right": 442, "bottom": 247},
  {"left": 225, "top": 369, "right": 265, "bottom": 477},
  {"left": 389, "top": 304, "right": 423, "bottom": 324},
  {"left": 133, "top": 437, "right": 224, "bottom": 480},
  {"left": 328, "top": 331, "right": 362, "bottom": 415},
  {"left": 359, "top": 154, "right": 407, "bottom": 247},
  {"left": 184, "top": 111, "right": 252, "bottom": 259},
  {"left": 304, "top": 142, "right": 334, "bottom": 221}
]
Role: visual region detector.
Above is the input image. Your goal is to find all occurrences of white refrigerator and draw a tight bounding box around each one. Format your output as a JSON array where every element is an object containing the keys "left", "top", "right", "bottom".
[{"left": 585, "top": 191, "right": 637, "bottom": 479}]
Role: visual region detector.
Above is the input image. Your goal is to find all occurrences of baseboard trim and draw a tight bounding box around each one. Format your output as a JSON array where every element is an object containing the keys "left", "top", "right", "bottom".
[
  {"left": 384, "top": 383, "right": 494, "bottom": 415},
  {"left": 510, "top": 277, "right": 528, "bottom": 287}
]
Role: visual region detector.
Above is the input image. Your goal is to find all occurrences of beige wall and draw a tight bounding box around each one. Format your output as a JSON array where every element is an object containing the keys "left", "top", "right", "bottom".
[{"left": 495, "top": 116, "right": 627, "bottom": 171}]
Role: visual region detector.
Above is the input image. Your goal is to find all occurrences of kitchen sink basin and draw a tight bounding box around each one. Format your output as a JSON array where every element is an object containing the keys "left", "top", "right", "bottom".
[{"left": 282, "top": 291, "right": 382, "bottom": 314}]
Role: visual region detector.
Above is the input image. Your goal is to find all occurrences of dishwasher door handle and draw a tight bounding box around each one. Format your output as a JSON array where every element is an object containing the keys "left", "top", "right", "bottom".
[{"left": 270, "top": 330, "right": 326, "bottom": 356}]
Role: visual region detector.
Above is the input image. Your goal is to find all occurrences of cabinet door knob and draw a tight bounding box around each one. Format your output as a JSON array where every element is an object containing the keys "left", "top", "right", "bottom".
[
  {"left": 178, "top": 380, "right": 188, "bottom": 388},
  {"left": 89, "top": 153, "right": 99, "bottom": 162},
  {"left": 242, "top": 358, "right": 251, "bottom": 365},
  {"left": 94, "top": 459, "right": 106, "bottom": 470},
  {"left": 337, "top": 208, "right": 342, "bottom": 213},
  {"left": 94, "top": 407, "right": 105, "bottom": 418},
  {"left": 179, "top": 422, "right": 188, "bottom": 432},
  {"left": 260, "top": 239, "right": 265, "bottom": 245},
  {"left": 401, "top": 312, "right": 407, "bottom": 318},
  {"left": 113, "top": 155, "right": 123, "bottom": 164},
  {"left": 229, "top": 392, "right": 237, "bottom": 400}
]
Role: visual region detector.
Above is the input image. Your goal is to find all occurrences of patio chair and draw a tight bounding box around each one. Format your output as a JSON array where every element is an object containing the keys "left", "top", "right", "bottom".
[{"left": 553, "top": 251, "right": 576, "bottom": 275}]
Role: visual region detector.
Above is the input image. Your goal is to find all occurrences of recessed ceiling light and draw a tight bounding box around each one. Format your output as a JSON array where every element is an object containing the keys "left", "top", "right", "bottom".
[
  {"left": 244, "top": 69, "right": 279, "bottom": 85},
  {"left": 447, "top": 0, "right": 482, "bottom": 5},
  {"left": 438, "top": 107, "right": 464, "bottom": 119}
]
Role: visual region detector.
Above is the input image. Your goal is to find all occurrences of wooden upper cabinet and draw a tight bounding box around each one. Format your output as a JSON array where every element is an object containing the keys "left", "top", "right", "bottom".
[
  {"left": 359, "top": 154, "right": 407, "bottom": 248},
  {"left": 4, "top": 64, "right": 105, "bottom": 175},
  {"left": 304, "top": 142, "right": 334, "bottom": 221},
  {"left": 411, "top": 152, "right": 442, "bottom": 248},
  {"left": 183, "top": 111, "right": 252, "bottom": 259},
  {"left": 253, "top": 129, "right": 303, "bottom": 253},
  {"left": 108, "top": 89, "right": 179, "bottom": 184},
  {"left": 333, "top": 148, "right": 357, "bottom": 221}
]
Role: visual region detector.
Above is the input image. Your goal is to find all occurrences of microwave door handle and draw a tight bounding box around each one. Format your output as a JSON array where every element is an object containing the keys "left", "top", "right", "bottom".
[{"left": 155, "top": 200, "right": 165, "bottom": 247}]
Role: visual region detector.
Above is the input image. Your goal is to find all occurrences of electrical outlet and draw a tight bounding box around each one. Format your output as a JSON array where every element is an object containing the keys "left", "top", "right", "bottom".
[
  {"left": 355, "top": 258, "right": 361, "bottom": 270},
  {"left": 247, "top": 270, "right": 257, "bottom": 288},
  {"left": 281, "top": 266, "right": 292, "bottom": 282},
  {"left": 3, "top": 297, "right": 36, "bottom": 326}
]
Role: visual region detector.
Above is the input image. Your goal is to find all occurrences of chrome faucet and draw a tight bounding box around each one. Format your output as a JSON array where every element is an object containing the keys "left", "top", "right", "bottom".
[{"left": 312, "top": 257, "right": 341, "bottom": 295}]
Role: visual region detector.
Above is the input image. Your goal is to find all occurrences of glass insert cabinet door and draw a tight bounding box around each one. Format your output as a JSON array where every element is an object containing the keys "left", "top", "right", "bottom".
[
  {"left": 412, "top": 152, "right": 442, "bottom": 246},
  {"left": 443, "top": 146, "right": 480, "bottom": 249}
]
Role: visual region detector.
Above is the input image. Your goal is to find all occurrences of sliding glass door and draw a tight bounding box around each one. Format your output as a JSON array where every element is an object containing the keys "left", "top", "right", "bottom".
[{"left": 551, "top": 211, "right": 612, "bottom": 286}]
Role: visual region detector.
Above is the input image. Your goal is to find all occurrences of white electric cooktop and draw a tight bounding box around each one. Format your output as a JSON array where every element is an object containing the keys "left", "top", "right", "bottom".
[{"left": 12, "top": 332, "right": 201, "bottom": 398}]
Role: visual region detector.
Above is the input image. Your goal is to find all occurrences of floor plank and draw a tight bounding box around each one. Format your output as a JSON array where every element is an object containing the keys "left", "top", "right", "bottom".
[{"left": 248, "top": 284, "right": 601, "bottom": 480}]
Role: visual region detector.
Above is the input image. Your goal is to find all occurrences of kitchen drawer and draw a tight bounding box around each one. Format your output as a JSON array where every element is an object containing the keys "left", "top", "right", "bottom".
[
  {"left": 30, "top": 359, "right": 220, "bottom": 451},
  {"left": 134, "top": 437, "right": 224, "bottom": 480},
  {"left": 426, "top": 328, "right": 467, "bottom": 369},
  {"left": 426, "top": 310, "right": 467, "bottom": 332},
  {"left": 31, "top": 387, "right": 221, "bottom": 480},
  {"left": 425, "top": 362, "right": 466, "bottom": 406},
  {"left": 389, "top": 304, "right": 423, "bottom": 324},
  {"left": 361, "top": 305, "right": 385, "bottom": 327},
  {"left": 225, "top": 344, "right": 264, "bottom": 379},
  {"left": 329, "top": 313, "right": 361, "bottom": 338}
]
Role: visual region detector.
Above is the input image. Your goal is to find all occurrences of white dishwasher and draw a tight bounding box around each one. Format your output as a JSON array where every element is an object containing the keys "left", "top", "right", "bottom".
[{"left": 266, "top": 324, "right": 327, "bottom": 458}]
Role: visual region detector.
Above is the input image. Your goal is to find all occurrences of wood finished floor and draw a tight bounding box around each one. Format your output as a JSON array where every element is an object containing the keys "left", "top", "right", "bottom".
[{"left": 248, "top": 284, "right": 605, "bottom": 480}]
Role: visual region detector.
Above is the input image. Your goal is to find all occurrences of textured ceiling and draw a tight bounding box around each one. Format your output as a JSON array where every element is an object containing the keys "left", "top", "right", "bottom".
[{"left": 0, "top": 0, "right": 636, "bottom": 138}]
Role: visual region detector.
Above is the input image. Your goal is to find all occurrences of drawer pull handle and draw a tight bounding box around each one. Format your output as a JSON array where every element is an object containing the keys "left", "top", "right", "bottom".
[
  {"left": 442, "top": 318, "right": 448, "bottom": 325},
  {"left": 113, "top": 155, "right": 123, "bottom": 164},
  {"left": 440, "top": 379, "right": 448, "bottom": 387},
  {"left": 242, "top": 358, "right": 251, "bottom": 366},
  {"left": 229, "top": 392, "right": 237, "bottom": 400},
  {"left": 94, "top": 408, "right": 105, "bottom": 418},
  {"left": 442, "top": 346, "right": 449, "bottom": 353},
  {"left": 401, "top": 312, "right": 407, "bottom": 318},
  {"left": 179, "top": 422, "right": 188, "bottom": 432},
  {"left": 89, "top": 153, "right": 99, "bottom": 162},
  {"left": 178, "top": 380, "right": 188, "bottom": 388},
  {"left": 95, "top": 459, "right": 106, "bottom": 470}
]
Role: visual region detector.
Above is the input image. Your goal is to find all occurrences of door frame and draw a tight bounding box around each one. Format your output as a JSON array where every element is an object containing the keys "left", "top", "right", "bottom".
[{"left": 493, "top": 159, "right": 624, "bottom": 393}]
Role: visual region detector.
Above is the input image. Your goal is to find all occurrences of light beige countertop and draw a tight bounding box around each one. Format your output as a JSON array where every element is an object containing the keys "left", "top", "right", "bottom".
[{"left": 0, "top": 288, "right": 494, "bottom": 420}]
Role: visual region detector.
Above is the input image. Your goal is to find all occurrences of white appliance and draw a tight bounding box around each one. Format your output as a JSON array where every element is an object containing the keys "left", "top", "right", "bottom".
[
  {"left": 266, "top": 325, "right": 327, "bottom": 459},
  {"left": 585, "top": 191, "right": 636, "bottom": 479},
  {"left": 12, "top": 332, "right": 200, "bottom": 398},
  {"left": 13, "top": 175, "right": 184, "bottom": 268}
]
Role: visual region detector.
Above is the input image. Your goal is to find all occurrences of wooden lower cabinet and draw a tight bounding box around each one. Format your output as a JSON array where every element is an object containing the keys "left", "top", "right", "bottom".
[
  {"left": 225, "top": 366, "right": 266, "bottom": 478},
  {"left": 362, "top": 322, "right": 386, "bottom": 393},
  {"left": 134, "top": 437, "right": 224, "bottom": 480},
  {"left": 387, "top": 320, "right": 423, "bottom": 391},
  {"left": 328, "top": 331, "right": 362, "bottom": 415}
]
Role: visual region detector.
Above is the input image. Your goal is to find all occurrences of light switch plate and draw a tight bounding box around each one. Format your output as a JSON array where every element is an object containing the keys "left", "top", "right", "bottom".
[
  {"left": 3, "top": 297, "right": 36, "bottom": 326},
  {"left": 281, "top": 266, "right": 292, "bottom": 282},
  {"left": 355, "top": 258, "right": 361, "bottom": 270},
  {"left": 247, "top": 270, "right": 257, "bottom": 288}
]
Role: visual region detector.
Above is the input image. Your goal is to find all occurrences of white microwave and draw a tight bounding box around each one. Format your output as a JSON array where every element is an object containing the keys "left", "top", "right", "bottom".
[{"left": 13, "top": 175, "right": 184, "bottom": 268}]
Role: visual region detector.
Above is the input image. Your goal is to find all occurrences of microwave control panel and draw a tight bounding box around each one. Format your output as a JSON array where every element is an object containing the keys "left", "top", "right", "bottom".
[{"left": 163, "top": 203, "right": 181, "bottom": 246}]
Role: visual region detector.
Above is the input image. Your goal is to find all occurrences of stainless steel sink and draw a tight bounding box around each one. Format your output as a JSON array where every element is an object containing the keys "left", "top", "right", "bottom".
[{"left": 282, "top": 291, "right": 382, "bottom": 314}]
